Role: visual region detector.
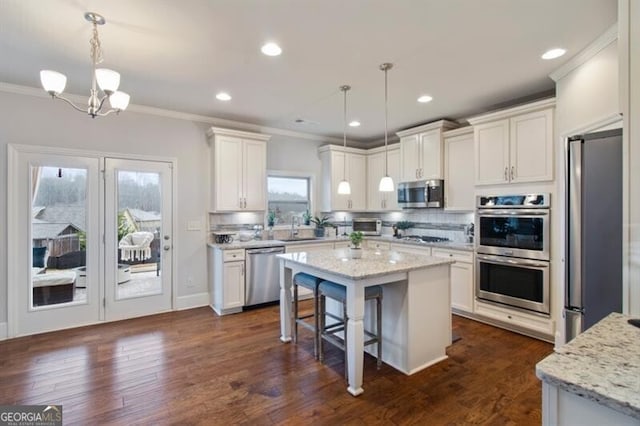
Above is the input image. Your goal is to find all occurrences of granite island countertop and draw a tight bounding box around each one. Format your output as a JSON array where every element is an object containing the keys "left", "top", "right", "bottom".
[
  {"left": 276, "top": 247, "right": 453, "bottom": 281},
  {"left": 536, "top": 312, "right": 640, "bottom": 419}
]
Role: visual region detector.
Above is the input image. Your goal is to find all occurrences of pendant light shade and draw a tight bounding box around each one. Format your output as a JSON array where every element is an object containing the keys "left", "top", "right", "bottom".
[
  {"left": 337, "top": 85, "right": 352, "bottom": 195},
  {"left": 379, "top": 175, "right": 394, "bottom": 192},
  {"left": 337, "top": 180, "right": 351, "bottom": 195},
  {"left": 379, "top": 63, "right": 395, "bottom": 192}
]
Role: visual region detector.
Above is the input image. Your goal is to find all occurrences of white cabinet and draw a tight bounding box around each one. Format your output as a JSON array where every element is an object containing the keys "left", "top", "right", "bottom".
[
  {"left": 209, "top": 247, "right": 245, "bottom": 315},
  {"left": 469, "top": 99, "right": 555, "bottom": 186},
  {"left": 443, "top": 127, "right": 475, "bottom": 211},
  {"left": 432, "top": 248, "right": 474, "bottom": 314},
  {"left": 207, "top": 127, "right": 270, "bottom": 211},
  {"left": 319, "top": 145, "right": 367, "bottom": 211},
  {"left": 397, "top": 120, "right": 459, "bottom": 182},
  {"left": 367, "top": 146, "right": 400, "bottom": 211}
]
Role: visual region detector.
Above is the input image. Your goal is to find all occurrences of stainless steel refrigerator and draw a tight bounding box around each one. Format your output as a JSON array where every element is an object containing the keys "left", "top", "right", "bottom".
[{"left": 565, "top": 128, "right": 623, "bottom": 342}]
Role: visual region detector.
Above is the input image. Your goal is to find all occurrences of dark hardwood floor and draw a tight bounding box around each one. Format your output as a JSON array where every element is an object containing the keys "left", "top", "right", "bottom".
[{"left": 0, "top": 304, "right": 552, "bottom": 425}]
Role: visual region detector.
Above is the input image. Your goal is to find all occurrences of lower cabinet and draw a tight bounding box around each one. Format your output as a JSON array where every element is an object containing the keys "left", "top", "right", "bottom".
[
  {"left": 209, "top": 247, "right": 245, "bottom": 315},
  {"left": 432, "top": 248, "right": 474, "bottom": 315},
  {"left": 474, "top": 300, "right": 554, "bottom": 338}
]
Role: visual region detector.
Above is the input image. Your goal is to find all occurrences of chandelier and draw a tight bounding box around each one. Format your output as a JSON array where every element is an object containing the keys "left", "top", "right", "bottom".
[{"left": 40, "top": 12, "right": 130, "bottom": 118}]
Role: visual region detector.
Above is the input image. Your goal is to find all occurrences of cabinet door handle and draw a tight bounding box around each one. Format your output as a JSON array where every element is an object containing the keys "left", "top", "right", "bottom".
[
  {"left": 239, "top": 198, "right": 243, "bottom": 208},
  {"left": 420, "top": 168, "right": 423, "bottom": 178},
  {"left": 510, "top": 166, "right": 515, "bottom": 181},
  {"left": 415, "top": 169, "right": 418, "bottom": 179},
  {"left": 504, "top": 167, "right": 508, "bottom": 181}
]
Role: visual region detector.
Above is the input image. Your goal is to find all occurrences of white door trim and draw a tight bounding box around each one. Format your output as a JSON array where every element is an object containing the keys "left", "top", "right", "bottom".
[{"left": 6, "top": 144, "right": 178, "bottom": 338}]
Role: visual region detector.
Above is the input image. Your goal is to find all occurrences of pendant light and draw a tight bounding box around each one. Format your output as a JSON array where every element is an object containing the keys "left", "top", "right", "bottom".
[
  {"left": 379, "top": 63, "right": 395, "bottom": 192},
  {"left": 337, "top": 85, "right": 352, "bottom": 195}
]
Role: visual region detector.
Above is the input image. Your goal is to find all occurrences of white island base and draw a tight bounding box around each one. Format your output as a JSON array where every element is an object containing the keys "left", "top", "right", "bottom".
[
  {"left": 278, "top": 249, "right": 453, "bottom": 396},
  {"left": 374, "top": 265, "right": 452, "bottom": 375}
]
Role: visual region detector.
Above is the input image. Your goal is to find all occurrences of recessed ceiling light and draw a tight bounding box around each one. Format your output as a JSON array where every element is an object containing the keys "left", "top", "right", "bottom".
[
  {"left": 216, "top": 92, "right": 231, "bottom": 101},
  {"left": 541, "top": 48, "right": 566, "bottom": 60},
  {"left": 261, "top": 42, "right": 282, "bottom": 56},
  {"left": 417, "top": 95, "right": 433, "bottom": 103},
  {"left": 349, "top": 120, "right": 361, "bottom": 127}
]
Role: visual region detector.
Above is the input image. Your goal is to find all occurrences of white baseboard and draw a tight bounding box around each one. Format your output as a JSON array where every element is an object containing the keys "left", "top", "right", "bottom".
[
  {"left": 0, "top": 322, "right": 7, "bottom": 341},
  {"left": 176, "top": 292, "right": 210, "bottom": 310}
]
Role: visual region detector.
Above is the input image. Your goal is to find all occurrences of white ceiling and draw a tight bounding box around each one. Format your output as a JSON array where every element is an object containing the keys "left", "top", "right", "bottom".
[{"left": 0, "top": 0, "right": 617, "bottom": 143}]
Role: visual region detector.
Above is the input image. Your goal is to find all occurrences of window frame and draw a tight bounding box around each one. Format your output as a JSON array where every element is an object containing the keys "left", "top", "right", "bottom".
[{"left": 266, "top": 170, "right": 315, "bottom": 228}]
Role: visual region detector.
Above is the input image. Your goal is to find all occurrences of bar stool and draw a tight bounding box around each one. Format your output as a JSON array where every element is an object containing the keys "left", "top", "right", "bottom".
[
  {"left": 318, "top": 280, "right": 383, "bottom": 378},
  {"left": 293, "top": 272, "right": 323, "bottom": 358}
]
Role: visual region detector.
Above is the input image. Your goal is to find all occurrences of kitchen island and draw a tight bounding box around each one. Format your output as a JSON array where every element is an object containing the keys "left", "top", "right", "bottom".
[
  {"left": 277, "top": 248, "right": 454, "bottom": 396},
  {"left": 536, "top": 313, "right": 640, "bottom": 425}
]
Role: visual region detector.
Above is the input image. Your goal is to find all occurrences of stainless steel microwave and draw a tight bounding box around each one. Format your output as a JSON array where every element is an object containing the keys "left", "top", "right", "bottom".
[
  {"left": 352, "top": 218, "right": 382, "bottom": 235},
  {"left": 397, "top": 180, "right": 445, "bottom": 208}
]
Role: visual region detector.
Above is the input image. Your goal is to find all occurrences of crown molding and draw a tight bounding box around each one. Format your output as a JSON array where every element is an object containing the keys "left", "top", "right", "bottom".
[
  {"left": 467, "top": 97, "right": 556, "bottom": 125},
  {"left": 395, "top": 119, "right": 459, "bottom": 138},
  {"left": 0, "top": 82, "right": 346, "bottom": 144},
  {"left": 549, "top": 23, "right": 618, "bottom": 82},
  {"left": 443, "top": 126, "right": 473, "bottom": 138},
  {"left": 206, "top": 126, "right": 271, "bottom": 141}
]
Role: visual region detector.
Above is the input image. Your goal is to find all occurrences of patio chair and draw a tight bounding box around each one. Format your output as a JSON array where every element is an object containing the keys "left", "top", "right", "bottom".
[{"left": 119, "top": 231, "right": 154, "bottom": 262}]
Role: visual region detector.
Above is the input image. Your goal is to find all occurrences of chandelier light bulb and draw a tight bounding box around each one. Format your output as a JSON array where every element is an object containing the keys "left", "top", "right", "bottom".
[
  {"left": 109, "top": 91, "right": 130, "bottom": 111},
  {"left": 95, "top": 68, "right": 121, "bottom": 93},
  {"left": 40, "top": 70, "right": 67, "bottom": 95}
]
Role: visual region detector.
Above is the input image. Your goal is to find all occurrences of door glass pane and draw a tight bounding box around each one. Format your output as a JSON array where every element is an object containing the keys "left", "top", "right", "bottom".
[
  {"left": 31, "top": 166, "right": 87, "bottom": 308},
  {"left": 116, "top": 170, "right": 162, "bottom": 300}
]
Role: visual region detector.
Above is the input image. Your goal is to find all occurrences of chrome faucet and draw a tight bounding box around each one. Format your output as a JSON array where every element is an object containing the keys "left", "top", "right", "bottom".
[{"left": 291, "top": 217, "right": 300, "bottom": 239}]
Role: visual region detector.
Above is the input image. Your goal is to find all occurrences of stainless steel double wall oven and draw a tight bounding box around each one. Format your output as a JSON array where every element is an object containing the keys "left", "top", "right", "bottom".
[{"left": 475, "top": 194, "right": 550, "bottom": 315}]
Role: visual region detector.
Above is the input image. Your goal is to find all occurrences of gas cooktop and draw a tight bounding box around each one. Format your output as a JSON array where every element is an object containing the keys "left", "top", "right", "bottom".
[{"left": 401, "top": 235, "right": 450, "bottom": 243}]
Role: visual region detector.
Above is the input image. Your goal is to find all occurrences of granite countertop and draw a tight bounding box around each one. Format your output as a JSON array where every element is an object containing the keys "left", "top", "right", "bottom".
[
  {"left": 207, "top": 236, "right": 350, "bottom": 250},
  {"left": 276, "top": 247, "right": 453, "bottom": 281},
  {"left": 208, "top": 235, "right": 474, "bottom": 252},
  {"left": 536, "top": 312, "right": 640, "bottom": 419}
]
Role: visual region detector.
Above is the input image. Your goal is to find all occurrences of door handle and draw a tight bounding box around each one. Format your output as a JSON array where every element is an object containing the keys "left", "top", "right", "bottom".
[
  {"left": 504, "top": 166, "right": 508, "bottom": 181},
  {"left": 510, "top": 166, "right": 515, "bottom": 181},
  {"left": 163, "top": 245, "right": 171, "bottom": 251}
]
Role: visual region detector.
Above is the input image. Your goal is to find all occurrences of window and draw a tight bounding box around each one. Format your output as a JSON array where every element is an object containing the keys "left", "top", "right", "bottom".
[{"left": 267, "top": 175, "right": 310, "bottom": 225}]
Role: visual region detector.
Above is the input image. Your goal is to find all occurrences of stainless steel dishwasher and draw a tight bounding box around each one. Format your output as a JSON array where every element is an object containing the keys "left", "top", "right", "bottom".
[{"left": 245, "top": 246, "right": 286, "bottom": 306}]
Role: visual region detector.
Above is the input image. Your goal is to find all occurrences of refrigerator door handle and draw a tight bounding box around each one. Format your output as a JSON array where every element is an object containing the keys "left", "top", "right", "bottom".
[
  {"left": 564, "top": 308, "right": 583, "bottom": 343},
  {"left": 567, "top": 140, "right": 583, "bottom": 309}
]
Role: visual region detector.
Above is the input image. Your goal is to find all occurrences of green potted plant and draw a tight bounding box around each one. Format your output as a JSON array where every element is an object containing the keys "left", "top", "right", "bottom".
[
  {"left": 395, "top": 220, "right": 414, "bottom": 237},
  {"left": 302, "top": 210, "right": 312, "bottom": 226},
  {"left": 349, "top": 231, "right": 364, "bottom": 258},
  {"left": 267, "top": 210, "right": 277, "bottom": 227},
  {"left": 310, "top": 215, "right": 332, "bottom": 237}
]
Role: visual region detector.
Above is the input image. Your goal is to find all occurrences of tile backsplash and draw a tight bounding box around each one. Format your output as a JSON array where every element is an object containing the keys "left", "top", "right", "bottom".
[{"left": 210, "top": 209, "right": 474, "bottom": 243}]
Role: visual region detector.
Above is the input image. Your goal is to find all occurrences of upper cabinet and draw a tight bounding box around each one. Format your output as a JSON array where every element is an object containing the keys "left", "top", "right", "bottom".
[
  {"left": 396, "top": 120, "right": 459, "bottom": 182},
  {"left": 443, "top": 127, "right": 475, "bottom": 211},
  {"left": 319, "top": 145, "right": 367, "bottom": 211},
  {"left": 367, "top": 145, "right": 400, "bottom": 211},
  {"left": 468, "top": 98, "right": 555, "bottom": 186},
  {"left": 207, "top": 127, "right": 270, "bottom": 212}
]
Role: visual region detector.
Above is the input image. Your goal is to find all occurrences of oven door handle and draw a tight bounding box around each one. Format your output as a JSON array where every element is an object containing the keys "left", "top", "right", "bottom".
[
  {"left": 477, "top": 209, "right": 548, "bottom": 216},
  {"left": 476, "top": 254, "right": 549, "bottom": 268}
]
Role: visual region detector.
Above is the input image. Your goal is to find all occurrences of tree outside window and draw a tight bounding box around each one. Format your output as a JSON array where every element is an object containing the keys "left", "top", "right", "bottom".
[{"left": 267, "top": 176, "right": 310, "bottom": 225}]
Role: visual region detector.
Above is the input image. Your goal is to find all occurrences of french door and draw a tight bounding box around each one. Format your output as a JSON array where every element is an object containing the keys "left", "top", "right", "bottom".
[
  {"left": 8, "top": 146, "right": 174, "bottom": 337},
  {"left": 104, "top": 158, "right": 172, "bottom": 321}
]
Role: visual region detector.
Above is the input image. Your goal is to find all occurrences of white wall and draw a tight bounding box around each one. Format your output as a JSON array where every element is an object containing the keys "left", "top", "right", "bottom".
[
  {"left": 552, "top": 31, "right": 621, "bottom": 345},
  {"left": 0, "top": 91, "right": 212, "bottom": 325}
]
